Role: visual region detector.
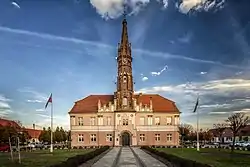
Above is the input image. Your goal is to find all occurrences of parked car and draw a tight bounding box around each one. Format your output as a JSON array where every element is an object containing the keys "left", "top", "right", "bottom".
[{"left": 0, "top": 144, "right": 10, "bottom": 152}]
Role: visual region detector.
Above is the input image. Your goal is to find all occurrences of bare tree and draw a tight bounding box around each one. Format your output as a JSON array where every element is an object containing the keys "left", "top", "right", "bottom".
[
  {"left": 213, "top": 123, "right": 227, "bottom": 151},
  {"left": 179, "top": 124, "right": 193, "bottom": 146},
  {"left": 226, "top": 113, "right": 250, "bottom": 152}
]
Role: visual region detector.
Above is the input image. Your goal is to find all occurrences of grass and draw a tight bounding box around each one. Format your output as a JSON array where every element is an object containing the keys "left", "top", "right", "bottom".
[
  {"left": 0, "top": 149, "right": 93, "bottom": 167},
  {"left": 156, "top": 148, "right": 250, "bottom": 167}
]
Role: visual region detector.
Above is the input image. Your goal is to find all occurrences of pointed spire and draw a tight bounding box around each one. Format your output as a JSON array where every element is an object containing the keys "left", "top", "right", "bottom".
[{"left": 120, "top": 4, "right": 129, "bottom": 50}]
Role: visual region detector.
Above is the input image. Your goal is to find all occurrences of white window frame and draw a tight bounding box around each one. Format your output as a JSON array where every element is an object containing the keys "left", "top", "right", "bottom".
[
  {"left": 78, "top": 134, "right": 84, "bottom": 142},
  {"left": 147, "top": 116, "right": 153, "bottom": 125},
  {"left": 107, "top": 116, "right": 111, "bottom": 125},
  {"left": 139, "top": 134, "right": 145, "bottom": 142},
  {"left": 98, "top": 116, "right": 103, "bottom": 125},
  {"left": 155, "top": 117, "right": 160, "bottom": 125},
  {"left": 78, "top": 117, "right": 84, "bottom": 126},
  {"left": 166, "top": 117, "right": 172, "bottom": 125},
  {"left": 140, "top": 117, "right": 145, "bottom": 125},
  {"left": 106, "top": 134, "right": 112, "bottom": 142},
  {"left": 90, "top": 117, "right": 95, "bottom": 126},
  {"left": 90, "top": 134, "right": 96, "bottom": 142},
  {"left": 167, "top": 134, "right": 172, "bottom": 141},
  {"left": 155, "top": 134, "right": 160, "bottom": 141},
  {"left": 123, "top": 119, "right": 128, "bottom": 125}
]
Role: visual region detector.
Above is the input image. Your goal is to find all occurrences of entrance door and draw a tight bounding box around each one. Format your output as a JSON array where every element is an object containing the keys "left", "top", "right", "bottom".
[{"left": 121, "top": 132, "right": 130, "bottom": 146}]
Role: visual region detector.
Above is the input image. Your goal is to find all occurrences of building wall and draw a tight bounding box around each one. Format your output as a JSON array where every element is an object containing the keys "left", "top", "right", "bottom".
[{"left": 70, "top": 111, "right": 180, "bottom": 147}]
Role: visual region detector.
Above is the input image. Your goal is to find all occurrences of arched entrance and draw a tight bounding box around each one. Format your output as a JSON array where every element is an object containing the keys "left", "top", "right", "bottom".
[{"left": 121, "top": 131, "right": 131, "bottom": 146}]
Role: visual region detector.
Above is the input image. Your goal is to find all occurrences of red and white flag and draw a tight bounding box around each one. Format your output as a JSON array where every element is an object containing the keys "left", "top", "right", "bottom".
[{"left": 45, "top": 93, "right": 52, "bottom": 109}]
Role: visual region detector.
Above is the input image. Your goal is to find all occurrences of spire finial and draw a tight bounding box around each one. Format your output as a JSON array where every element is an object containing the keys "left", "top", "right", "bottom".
[{"left": 123, "top": 3, "right": 127, "bottom": 19}]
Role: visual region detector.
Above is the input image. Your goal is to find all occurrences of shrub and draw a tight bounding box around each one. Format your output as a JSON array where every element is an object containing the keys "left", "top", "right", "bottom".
[
  {"left": 141, "top": 146, "right": 211, "bottom": 167},
  {"left": 49, "top": 146, "right": 109, "bottom": 167}
]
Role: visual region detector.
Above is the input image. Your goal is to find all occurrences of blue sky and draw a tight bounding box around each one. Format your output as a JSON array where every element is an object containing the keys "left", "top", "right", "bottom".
[{"left": 0, "top": 0, "right": 250, "bottom": 130}]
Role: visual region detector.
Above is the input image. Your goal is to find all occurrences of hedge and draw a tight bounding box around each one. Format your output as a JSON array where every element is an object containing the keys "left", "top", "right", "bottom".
[
  {"left": 49, "top": 146, "right": 110, "bottom": 167},
  {"left": 141, "top": 146, "right": 211, "bottom": 167}
]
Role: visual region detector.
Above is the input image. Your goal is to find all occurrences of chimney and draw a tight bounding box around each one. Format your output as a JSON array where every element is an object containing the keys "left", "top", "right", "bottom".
[
  {"left": 98, "top": 99, "right": 101, "bottom": 110},
  {"left": 150, "top": 97, "right": 153, "bottom": 110},
  {"left": 33, "top": 124, "right": 35, "bottom": 129}
]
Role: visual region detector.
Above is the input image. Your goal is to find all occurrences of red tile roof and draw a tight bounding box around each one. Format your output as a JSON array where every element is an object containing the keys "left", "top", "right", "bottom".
[
  {"left": 69, "top": 94, "right": 179, "bottom": 114},
  {"left": 25, "top": 128, "right": 42, "bottom": 139},
  {"left": 0, "top": 118, "right": 21, "bottom": 129}
]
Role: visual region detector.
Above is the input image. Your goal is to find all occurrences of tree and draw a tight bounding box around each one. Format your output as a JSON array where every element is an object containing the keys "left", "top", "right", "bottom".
[
  {"left": 54, "top": 126, "right": 62, "bottom": 142},
  {"left": 59, "top": 127, "right": 67, "bottom": 142},
  {"left": 204, "top": 130, "right": 213, "bottom": 143},
  {"left": 178, "top": 124, "right": 193, "bottom": 145},
  {"left": 39, "top": 127, "right": 50, "bottom": 143},
  {"left": 226, "top": 113, "right": 250, "bottom": 152},
  {"left": 213, "top": 123, "right": 227, "bottom": 151}
]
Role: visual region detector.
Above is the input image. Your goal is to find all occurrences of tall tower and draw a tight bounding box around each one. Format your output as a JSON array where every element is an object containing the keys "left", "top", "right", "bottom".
[{"left": 114, "top": 12, "right": 134, "bottom": 111}]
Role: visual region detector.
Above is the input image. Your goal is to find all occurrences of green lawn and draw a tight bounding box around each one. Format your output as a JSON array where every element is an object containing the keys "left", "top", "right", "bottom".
[
  {"left": 156, "top": 148, "right": 250, "bottom": 167},
  {"left": 0, "top": 149, "right": 93, "bottom": 167}
]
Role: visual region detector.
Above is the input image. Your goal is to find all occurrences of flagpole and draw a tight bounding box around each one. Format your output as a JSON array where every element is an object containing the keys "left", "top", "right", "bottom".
[
  {"left": 196, "top": 95, "right": 200, "bottom": 152},
  {"left": 50, "top": 96, "right": 53, "bottom": 153}
]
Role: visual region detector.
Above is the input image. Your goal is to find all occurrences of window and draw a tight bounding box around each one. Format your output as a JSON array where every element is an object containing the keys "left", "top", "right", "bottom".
[
  {"left": 90, "top": 134, "right": 96, "bottom": 142},
  {"left": 107, "top": 116, "right": 111, "bottom": 125},
  {"left": 78, "top": 134, "right": 84, "bottom": 142},
  {"left": 98, "top": 116, "right": 103, "bottom": 125},
  {"left": 123, "top": 76, "right": 127, "bottom": 83},
  {"left": 140, "top": 117, "right": 145, "bottom": 125},
  {"left": 166, "top": 117, "right": 172, "bottom": 125},
  {"left": 90, "top": 117, "right": 95, "bottom": 125},
  {"left": 106, "top": 134, "right": 112, "bottom": 142},
  {"left": 70, "top": 116, "right": 76, "bottom": 126},
  {"left": 140, "top": 134, "right": 145, "bottom": 142},
  {"left": 123, "top": 97, "right": 128, "bottom": 106},
  {"left": 123, "top": 119, "right": 128, "bottom": 125},
  {"left": 167, "top": 134, "right": 172, "bottom": 141},
  {"left": 174, "top": 115, "right": 179, "bottom": 125},
  {"left": 155, "top": 134, "right": 160, "bottom": 141},
  {"left": 155, "top": 117, "right": 160, "bottom": 125},
  {"left": 147, "top": 116, "right": 153, "bottom": 125},
  {"left": 78, "top": 117, "right": 83, "bottom": 126}
]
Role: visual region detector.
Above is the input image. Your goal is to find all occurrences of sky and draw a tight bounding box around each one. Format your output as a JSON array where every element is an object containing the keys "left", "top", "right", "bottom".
[{"left": 0, "top": 0, "right": 250, "bottom": 130}]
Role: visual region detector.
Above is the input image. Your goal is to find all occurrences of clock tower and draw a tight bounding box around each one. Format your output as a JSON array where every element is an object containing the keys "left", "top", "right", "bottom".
[{"left": 114, "top": 14, "right": 134, "bottom": 111}]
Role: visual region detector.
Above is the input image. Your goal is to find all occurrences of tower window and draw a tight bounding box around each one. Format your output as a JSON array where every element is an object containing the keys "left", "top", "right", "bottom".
[
  {"left": 123, "top": 76, "right": 127, "bottom": 83},
  {"left": 123, "top": 97, "right": 128, "bottom": 106}
]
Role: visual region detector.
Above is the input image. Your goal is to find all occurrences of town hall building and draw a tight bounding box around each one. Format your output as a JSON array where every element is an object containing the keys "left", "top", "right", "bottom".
[{"left": 69, "top": 16, "right": 180, "bottom": 147}]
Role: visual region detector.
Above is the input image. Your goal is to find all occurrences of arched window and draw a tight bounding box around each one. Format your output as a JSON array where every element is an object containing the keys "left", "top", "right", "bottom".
[
  {"left": 123, "top": 76, "right": 127, "bottom": 83},
  {"left": 123, "top": 97, "right": 128, "bottom": 106}
]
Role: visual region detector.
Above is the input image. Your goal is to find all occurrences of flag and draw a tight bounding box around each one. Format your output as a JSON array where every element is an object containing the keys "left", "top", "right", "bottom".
[
  {"left": 193, "top": 97, "right": 199, "bottom": 113},
  {"left": 45, "top": 93, "right": 52, "bottom": 109}
]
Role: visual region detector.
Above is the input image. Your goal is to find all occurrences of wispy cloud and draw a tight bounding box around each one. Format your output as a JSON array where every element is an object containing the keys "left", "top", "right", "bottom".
[
  {"left": 1, "top": 26, "right": 247, "bottom": 70},
  {"left": 0, "top": 95, "right": 13, "bottom": 117},
  {"left": 27, "top": 100, "right": 43, "bottom": 103},
  {"left": 0, "top": 26, "right": 111, "bottom": 48},
  {"left": 151, "top": 65, "right": 168, "bottom": 76},
  {"left": 35, "top": 108, "right": 45, "bottom": 112},
  {"left": 11, "top": 1, "right": 20, "bottom": 9},
  {"left": 200, "top": 72, "right": 207, "bottom": 75},
  {"left": 18, "top": 87, "right": 48, "bottom": 102},
  {"left": 178, "top": 32, "right": 192, "bottom": 43}
]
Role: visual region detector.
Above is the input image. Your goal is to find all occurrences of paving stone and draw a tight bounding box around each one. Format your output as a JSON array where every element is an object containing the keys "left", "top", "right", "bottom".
[
  {"left": 91, "top": 147, "right": 120, "bottom": 167},
  {"left": 131, "top": 147, "right": 168, "bottom": 167},
  {"left": 116, "top": 147, "right": 139, "bottom": 167}
]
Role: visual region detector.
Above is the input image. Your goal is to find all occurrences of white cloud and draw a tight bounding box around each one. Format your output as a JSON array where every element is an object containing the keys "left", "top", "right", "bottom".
[
  {"left": 0, "top": 95, "right": 13, "bottom": 117},
  {"left": 27, "top": 99, "right": 43, "bottom": 103},
  {"left": 142, "top": 76, "right": 149, "bottom": 81},
  {"left": 177, "top": 0, "right": 225, "bottom": 14},
  {"left": 200, "top": 71, "right": 207, "bottom": 75},
  {"left": 232, "top": 108, "right": 250, "bottom": 114},
  {"left": 209, "top": 111, "right": 228, "bottom": 115},
  {"left": 18, "top": 87, "right": 48, "bottom": 102},
  {"left": 178, "top": 32, "right": 192, "bottom": 43},
  {"left": 36, "top": 108, "right": 45, "bottom": 112},
  {"left": 89, "top": 0, "right": 150, "bottom": 19},
  {"left": 89, "top": 0, "right": 225, "bottom": 19},
  {"left": 11, "top": 2, "right": 20, "bottom": 9},
  {"left": 151, "top": 65, "right": 168, "bottom": 76},
  {"left": 35, "top": 114, "right": 69, "bottom": 130}
]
